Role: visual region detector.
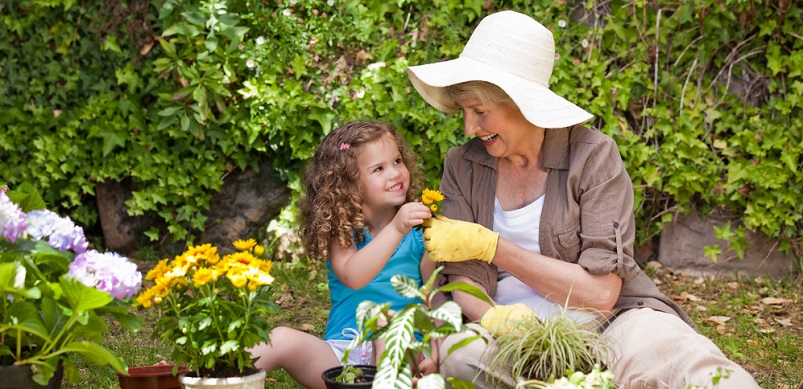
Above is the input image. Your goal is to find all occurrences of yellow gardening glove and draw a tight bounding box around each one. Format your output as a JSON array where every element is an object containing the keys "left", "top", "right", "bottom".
[
  {"left": 421, "top": 216, "right": 499, "bottom": 263},
  {"left": 480, "top": 303, "right": 536, "bottom": 337}
]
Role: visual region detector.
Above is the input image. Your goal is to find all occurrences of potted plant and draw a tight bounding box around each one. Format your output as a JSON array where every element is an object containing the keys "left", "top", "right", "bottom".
[
  {"left": 321, "top": 266, "right": 488, "bottom": 388},
  {"left": 134, "top": 238, "right": 279, "bottom": 388},
  {"left": 487, "top": 302, "right": 613, "bottom": 387},
  {"left": 0, "top": 184, "right": 143, "bottom": 387}
]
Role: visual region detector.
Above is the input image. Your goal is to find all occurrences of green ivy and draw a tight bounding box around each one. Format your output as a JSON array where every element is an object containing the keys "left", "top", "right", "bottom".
[{"left": 1, "top": 0, "right": 800, "bottom": 264}]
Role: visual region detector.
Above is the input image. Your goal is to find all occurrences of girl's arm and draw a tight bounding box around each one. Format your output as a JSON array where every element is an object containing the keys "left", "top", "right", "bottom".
[
  {"left": 329, "top": 202, "right": 431, "bottom": 289},
  {"left": 419, "top": 253, "right": 437, "bottom": 286}
]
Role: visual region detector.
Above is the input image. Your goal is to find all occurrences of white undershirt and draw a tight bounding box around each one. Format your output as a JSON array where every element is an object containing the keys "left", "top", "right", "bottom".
[{"left": 493, "top": 196, "right": 597, "bottom": 323}]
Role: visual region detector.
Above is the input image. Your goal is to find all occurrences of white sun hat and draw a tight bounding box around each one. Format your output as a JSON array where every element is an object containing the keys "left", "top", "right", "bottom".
[{"left": 407, "top": 10, "right": 593, "bottom": 129}]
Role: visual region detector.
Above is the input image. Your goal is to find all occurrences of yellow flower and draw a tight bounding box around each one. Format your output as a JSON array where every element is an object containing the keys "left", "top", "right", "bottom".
[
  {"left": 227, "top": 270, "right": 248, "bottom": 289},
  {"left": 192, "top": 267, "right": 215, "bottom": 286},
  {"left": 145, "top": 258, "right": 170, "bottom": 281},
  {"left": 233, "top": 238, "right": 257, "bottom": 251},
  {"left": 184, "top": 244, "right": 218, "bottom": 260},
  {"left": 135, "top": 289, "right": 153, "bottom": 308},
  {"left": 254, "top": 245, "right": 265, "bottom": 256},
  {"left": 421, "top": 188, "right": 444, "bottom": 205},
  {"left": 430, "top": 204, "right": 438, "bottom": 212}
]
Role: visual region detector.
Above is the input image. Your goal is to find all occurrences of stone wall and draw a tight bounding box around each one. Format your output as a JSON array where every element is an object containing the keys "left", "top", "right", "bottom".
[{"left": 657, "top": 212, "right": 798, "bottom": 279}]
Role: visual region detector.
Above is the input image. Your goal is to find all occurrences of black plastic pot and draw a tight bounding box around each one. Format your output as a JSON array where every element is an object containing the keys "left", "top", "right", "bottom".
[
  {"left": 0, "top": 363, "right": 63, "bottom": 389},
  {"left": 321, "top": 365, "right": 376, "bottom": 388}
]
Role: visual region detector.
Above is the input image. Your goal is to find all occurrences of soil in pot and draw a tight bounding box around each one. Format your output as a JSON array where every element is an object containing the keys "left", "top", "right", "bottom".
[
  {"left": 321, "top": 365, "right": 376, "bottom": 389},
  {"left": 116, "top": 364, "right": 190, "bottom": 389}
]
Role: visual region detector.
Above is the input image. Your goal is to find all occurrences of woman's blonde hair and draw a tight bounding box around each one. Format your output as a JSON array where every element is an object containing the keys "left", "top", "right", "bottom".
[
  {"left": 299, "top": 121, "right": 421, "bottom": 260},
  {"left": 441, "top": 81, "right": 516, "bottom": 111}
]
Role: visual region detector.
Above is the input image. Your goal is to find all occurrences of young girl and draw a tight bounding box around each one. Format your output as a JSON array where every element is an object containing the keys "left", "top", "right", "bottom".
[{"left": 249, "top": 121, "right": 435, "bottom": 388}]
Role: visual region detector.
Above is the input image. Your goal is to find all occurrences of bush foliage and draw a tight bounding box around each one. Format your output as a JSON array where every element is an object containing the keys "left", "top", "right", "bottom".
[{"left": 1, "top": 0, "right": 800, "bottom": 260}]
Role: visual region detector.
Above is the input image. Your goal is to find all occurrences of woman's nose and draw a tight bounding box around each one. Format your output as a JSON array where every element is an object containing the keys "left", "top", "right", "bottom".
[{"left": 463, "top": 112, "right": 479, "bottom": 136}]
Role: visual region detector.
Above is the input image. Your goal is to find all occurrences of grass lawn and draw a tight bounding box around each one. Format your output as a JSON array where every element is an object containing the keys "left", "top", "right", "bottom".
[{"left": 65, "top": 257, "right": 800, "bottom": 388}]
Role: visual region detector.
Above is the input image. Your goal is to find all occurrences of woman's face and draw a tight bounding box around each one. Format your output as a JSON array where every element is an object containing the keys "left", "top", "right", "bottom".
[
  {"left": 457, "top": 96, "right": 537, "bottom": 159},
  {"left": 356, "top": 133, "right": 411, "bottom": 211}
]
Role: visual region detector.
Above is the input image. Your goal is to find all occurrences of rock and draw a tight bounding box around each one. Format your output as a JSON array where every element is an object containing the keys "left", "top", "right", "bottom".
[
  {"left": 658, "top": 212, "right": 797, "bottom": 279},
  {"left": 199, "top": 158, "right": 290, "bottom": 251},
  {"left": 95, "top": 178, "right": 151, "bottom": 253}
]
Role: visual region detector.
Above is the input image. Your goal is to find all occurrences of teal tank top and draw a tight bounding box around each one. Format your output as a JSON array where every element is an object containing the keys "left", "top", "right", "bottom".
[{"left": 324, "top": 229, "right": 425, "bottom": 341}]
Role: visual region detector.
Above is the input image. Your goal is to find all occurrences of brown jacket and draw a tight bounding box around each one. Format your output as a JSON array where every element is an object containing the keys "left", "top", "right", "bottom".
[{"left": 439, "top": 125, "right": 696, "bottom": 329}]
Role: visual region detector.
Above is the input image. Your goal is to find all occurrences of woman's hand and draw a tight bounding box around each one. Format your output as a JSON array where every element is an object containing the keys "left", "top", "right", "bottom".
[
  {"left": 422, "top": 216, "right": 499, "bottom": 263},
  {"left": 480, "top": 303, "right": 536, "bottom": 337}
]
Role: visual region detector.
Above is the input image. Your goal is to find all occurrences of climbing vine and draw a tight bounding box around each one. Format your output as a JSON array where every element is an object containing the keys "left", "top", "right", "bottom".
[{"left": 1, "top": 0, "right": 800, "bottom": 264}]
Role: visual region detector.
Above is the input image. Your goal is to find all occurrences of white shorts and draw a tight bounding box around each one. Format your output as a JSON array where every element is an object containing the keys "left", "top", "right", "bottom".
[{"left": 326, "top": 328, "right": 373, "bottom": 366}]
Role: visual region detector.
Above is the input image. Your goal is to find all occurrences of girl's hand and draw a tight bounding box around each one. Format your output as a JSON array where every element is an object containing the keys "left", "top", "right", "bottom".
[{"left": 392, "top": 202, "right": 432, "bottom": 235}]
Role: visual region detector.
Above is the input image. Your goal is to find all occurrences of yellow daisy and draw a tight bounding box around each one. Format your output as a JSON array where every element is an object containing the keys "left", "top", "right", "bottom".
[
  {"left": 233, "top": 238, "right": 257, "bottom": 251},
  {"left": 421, "top": 188, "right": 445, "bottom": 205}
]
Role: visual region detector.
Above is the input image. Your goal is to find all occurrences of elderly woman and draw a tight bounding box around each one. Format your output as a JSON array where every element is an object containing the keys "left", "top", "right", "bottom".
[{"left": 408, "top": 10, "right": 759, "bottom": 389}]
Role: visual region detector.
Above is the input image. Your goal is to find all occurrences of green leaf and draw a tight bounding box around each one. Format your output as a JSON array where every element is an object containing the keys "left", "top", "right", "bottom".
[
  {"left": 704, "top": 245, "right": 722, "bottom": 263},
  {"left": 60, "top": 275, "right": 113, "bottom": 313},
  {"left": 102, "top": 36, "right": 121, "bottom": 53},
  {"left": 61, "top": 341, "right": 128, "bottom": 374},
  {"left": 416, "top": 374, "right": 446, "bottom": 389},
  {"left": 5, "top": 182, "right": 47, "bottom": 212},
  {"left": 0, "top": 302, "right": 50, "bottom": 341},
  {"left": 95, "top": 131, "right": 126, "bottom": 158},
  {"left": 437, "top": 281, "right": 492, "bottom": 304},
  {"left": 220, "top": 340, "right": 239, "bottom": 354},
  {"left": 446, "top": 378, "right": 477, "bottom": 389},
  {"left": 290, "top": 54, "right": 307, "bottom": 79},
  {"left": 0, "top": 262, "right": 41, "bottom": 299},
  {"left": 426, "top": 301, "right": 463, "bottom": 329},
  {"left": 391, "top": 274, "right": 424, "bottom": 299}
]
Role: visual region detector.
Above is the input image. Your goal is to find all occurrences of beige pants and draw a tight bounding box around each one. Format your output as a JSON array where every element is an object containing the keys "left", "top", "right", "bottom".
[{"left": 439, "top": 308, "right": 760, "bottom": 389}]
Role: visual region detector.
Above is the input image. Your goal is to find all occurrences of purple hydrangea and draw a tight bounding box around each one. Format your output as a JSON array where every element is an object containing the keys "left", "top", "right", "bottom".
[
  {"left": 68, "top": 250, "right": 142, "bottom": 299},
  {"left": 0, "top": 191, "right": 27, "bottom": 243},
  {"left": 25, "top": 209, "right": 88, "bottom": 253}
]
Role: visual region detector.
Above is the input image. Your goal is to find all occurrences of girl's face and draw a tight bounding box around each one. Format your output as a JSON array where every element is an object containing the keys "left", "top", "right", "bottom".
[
  {"left": 457, "top": 96, "right": 536, "bottom": 159},
  {"left": 356, "top": 133, "right": 410, "bottom": 210}
]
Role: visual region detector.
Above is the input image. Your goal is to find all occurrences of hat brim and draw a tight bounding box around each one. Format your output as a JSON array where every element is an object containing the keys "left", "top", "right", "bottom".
[{"left": 408, "top": 56, "right": 593, "bottom": 129}]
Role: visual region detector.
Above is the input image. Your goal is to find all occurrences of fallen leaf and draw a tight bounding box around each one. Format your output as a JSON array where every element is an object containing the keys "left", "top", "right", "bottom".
[
  {"left": 773, "top": 318, "right": 793, "bottom": 327},
  {"left": 300, "top": 323, "right": 316, "bottom": 331},
  {"left": 653, "top": 278, "right": 663, "bottom": 285},
  {"left": 695, "top": 305, "right": 708, "bottom": 311},
  {"left": 726, "top": 282, "right": 739, "bottom": 289},
  {"left": 277, "top": 292, "right": 294, "bottom": 305},
  {"left": 702, "top": 316, "right": 731, "bottom": 326},
  {"left": 746, "top": 339, "right": 759, "bottom": 345},
  {"left": 753, "top": 318, "right": 768, "bottom": 326},
  {"left": 761, "top": 297, "right": 790, "bottom": 305},
  {"left": 758, "top": 328, "right": 775, "bottom": 334},
  {"left": 680, "top": 292, "right": 701, "bottom": 302},
  {"left": 694, "top": 277, "right": 705, "bottom": 285},
  {"left": 715, "top": 325, "right": 727, "bottom": 335}
]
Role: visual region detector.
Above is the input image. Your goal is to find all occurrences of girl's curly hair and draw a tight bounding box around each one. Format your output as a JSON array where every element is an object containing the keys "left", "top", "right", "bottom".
[{"left": 299, "top": 121, "right": 422, "bottom": 260}]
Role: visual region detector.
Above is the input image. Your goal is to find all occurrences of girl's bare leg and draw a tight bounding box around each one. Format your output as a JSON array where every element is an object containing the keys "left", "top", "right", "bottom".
[{"left": 249, "top": 326, "right": 340, "bottom": 389}]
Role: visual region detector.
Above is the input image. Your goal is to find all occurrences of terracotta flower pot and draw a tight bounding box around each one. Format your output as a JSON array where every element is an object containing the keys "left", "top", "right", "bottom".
[
  {"left": 116, "top": 364, "right": 190, "bottom": 389},
  {"left": 321, "top": 365, "right": 376, "bottom": 389}
]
